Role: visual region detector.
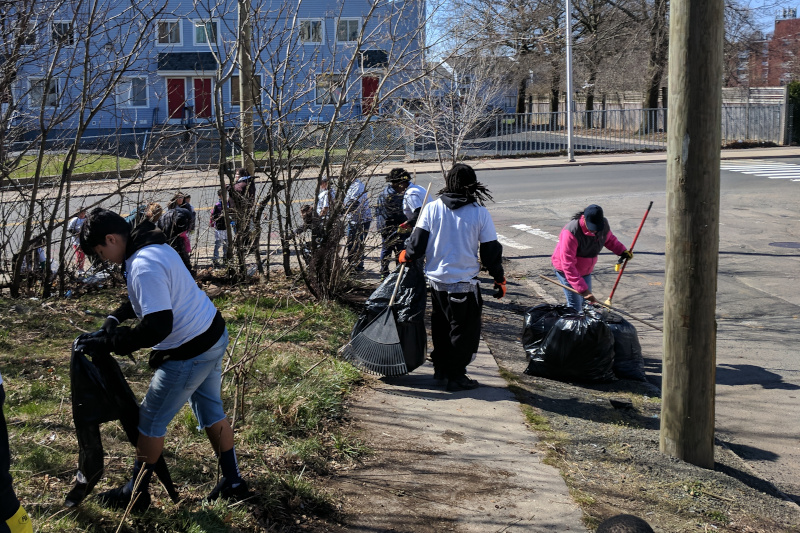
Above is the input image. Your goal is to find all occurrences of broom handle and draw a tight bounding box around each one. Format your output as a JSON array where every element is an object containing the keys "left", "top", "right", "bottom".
[
  {"left": 388, "top": 181, "right": 432, "bottom": 307},
  {"left": 538, "top": 274, "right": 663, "bottom": 332},
  {"left": 607, "top": 201, "right": 653, "bottom": 302}
]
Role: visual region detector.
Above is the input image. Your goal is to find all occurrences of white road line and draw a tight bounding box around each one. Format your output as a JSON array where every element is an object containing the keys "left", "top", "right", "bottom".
[
  {"left": 721, "top": 160, "right": 800, "bottom": 181},
  {"left": 496, "top": 235, "right": 532, "bottom": 250},
  {"left": 510, "top": 224, "right": 559, "bottom": 241},
  {"left": 524, "top": 278, "right": 559, "bottom": 305}
]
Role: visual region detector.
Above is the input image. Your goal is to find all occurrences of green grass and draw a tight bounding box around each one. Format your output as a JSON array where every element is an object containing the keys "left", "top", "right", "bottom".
[
  {"left": 0, "top": 286, "right": 364, "bottom": 532},
  {"left": 8, "top": 154, "right": 139, "bottom": 180}
]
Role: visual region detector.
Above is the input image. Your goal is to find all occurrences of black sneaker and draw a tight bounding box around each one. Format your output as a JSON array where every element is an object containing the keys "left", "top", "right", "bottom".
[
  {"left": 96, "top": 486, "right": 151, "bottom": 512},
  {"left": 446, "top": 375, "right": 479, "bottom": 391},
  {"left": 206, "top": 478, "right": 254, "bottom": 502}
]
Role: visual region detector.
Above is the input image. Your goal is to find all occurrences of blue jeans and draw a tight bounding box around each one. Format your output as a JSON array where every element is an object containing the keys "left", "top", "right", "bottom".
[
  {"left": 139, "top": 329, "right": 229, "bottom": 437},
  {"left": 554, "top": 269, "right": 592, "bottom": 312}
]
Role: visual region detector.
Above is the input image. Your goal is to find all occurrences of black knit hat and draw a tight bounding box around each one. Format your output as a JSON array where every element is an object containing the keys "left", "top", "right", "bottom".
[{"left": 387, "top": 168, "right": 411, "bottom": 183}]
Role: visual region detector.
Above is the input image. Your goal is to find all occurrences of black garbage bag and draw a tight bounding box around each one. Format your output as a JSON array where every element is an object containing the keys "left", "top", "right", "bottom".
[
  {"left": 522, "top": 304, "right": 575, "bottom": 356},
  {"left": 66, "top": 337, "right": 179, "bottom": 507},
  {"left": 350, "top": 259, "right": 427, "bottom": 372},
  {"left": 604, "top": 312, "right": 646, "bottom": 381},
  {"left": 524, "top": 308, "right": 616, "bottom": 383}
]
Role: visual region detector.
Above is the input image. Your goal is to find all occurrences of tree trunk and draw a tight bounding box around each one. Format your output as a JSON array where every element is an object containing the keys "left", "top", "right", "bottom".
[
  {"left": 660, "top": 0, "right": 723, "bottom": 470},
  {"left": 642, "top": 0, "right": 669, "bottom": 132}
]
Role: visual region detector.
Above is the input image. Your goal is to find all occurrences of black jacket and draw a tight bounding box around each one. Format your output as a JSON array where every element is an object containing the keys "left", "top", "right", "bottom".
[{"left": 66, "top": 339, "right": 179, "bottom": 506}]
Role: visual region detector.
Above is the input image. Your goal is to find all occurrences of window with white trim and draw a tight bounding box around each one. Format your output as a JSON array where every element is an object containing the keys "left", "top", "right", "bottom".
[
  {"left": 52, "top": 21, "right": 74, "bottom": 46},
  {"left": 157, "top": 20, "right": 181, "bottom": 45},
  {"left": 194, "top": 19, "right": 219, "bottom": 45},
  {"left": 29, "top": 78, "right": 59, "bottom": 107},
  {"left": 337, "top": 19, "right": 359, "bottom": 43},
  {"left": 315, "top": 73, "right": 346, "bottom": 105},
  {"left": 300, "top": 19, "right": 323, "bottom": 44},
  {"left": 19, "top": 18, "right": 37, "bottom": 47},
  {"left": 118, "top": 77, "right": 149, "bottom": 107},
  {"left": 230, "top": 75, "right": 262, "bottom": 107}
]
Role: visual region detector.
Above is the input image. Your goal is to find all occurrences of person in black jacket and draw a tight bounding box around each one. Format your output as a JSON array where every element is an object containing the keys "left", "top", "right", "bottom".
[
  {"left": 399, "top": 164, "right": 506, "bottom": 391},
  {"left": 375, "top": 169, "right": 409, "bottom": 279},
  {"left": 0, "top": 372, "right": 32, "bottom": 532},
  {"left": 77, "top": 209, "right": 250, "bottom": 511}
]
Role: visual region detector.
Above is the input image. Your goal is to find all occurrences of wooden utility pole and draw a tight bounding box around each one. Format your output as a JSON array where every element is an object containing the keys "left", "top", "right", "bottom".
[
  {"left": 238, "top": 0, "right": 255, "bottom": 175},
  {"left": 660, "top": 0, "right": 724, "bottom": 469}
]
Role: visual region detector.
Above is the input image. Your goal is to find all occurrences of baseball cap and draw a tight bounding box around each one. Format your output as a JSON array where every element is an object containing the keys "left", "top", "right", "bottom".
[{"left": 583, "top": 204, "right": 604, "bottom": 232}]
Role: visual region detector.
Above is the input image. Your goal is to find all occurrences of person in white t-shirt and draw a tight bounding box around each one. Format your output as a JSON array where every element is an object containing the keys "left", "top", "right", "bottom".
[
  {"left": 399, "top": 164, "right": 506, "bottom": 391},
  {"left": 316, "top": 176, "right": 335, "bottom": 217},
  {"left": 67, "top": 208, "right": 86, "bottom": 273},
  {"left": 77, "top": 208, "right": 249, "bottom": 511}
]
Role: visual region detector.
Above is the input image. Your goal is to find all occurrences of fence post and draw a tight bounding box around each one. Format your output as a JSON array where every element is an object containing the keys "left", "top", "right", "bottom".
[
  {"left": 495, "top": 115, "right": 499, "bottom": 156},
  {"left": 780, "top": 84, "right": 789, "bottom": 145}
]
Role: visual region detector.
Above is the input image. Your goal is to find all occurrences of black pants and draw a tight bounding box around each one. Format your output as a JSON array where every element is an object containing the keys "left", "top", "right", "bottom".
[
  {"left": 0, "top": 385, "right": 20, "bottom": 523},
  {"left": 429, "top": 286, "right": 483, "bottom": 379},
  {"left": 379, "top": 229, "right": 404, "bottom": 276}
]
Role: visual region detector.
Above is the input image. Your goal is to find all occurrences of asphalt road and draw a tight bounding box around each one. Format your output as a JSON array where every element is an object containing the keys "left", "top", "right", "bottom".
[{"left": 473, "top": 158, "right": 800, "bottom": 503}]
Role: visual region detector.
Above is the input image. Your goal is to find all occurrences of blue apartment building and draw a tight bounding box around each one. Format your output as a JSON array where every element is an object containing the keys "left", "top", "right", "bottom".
[{"left": 7, "top": 0, "right": 425, "bottom": 139}]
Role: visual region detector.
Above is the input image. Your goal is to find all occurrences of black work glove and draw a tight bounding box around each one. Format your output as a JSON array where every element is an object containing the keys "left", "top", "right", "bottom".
[
  {"left": 74, "top": 330, "right": 111, "bottom": 355},
  {"left": 101, "top": 316, "right": 119, "bottom": 336},
  {"left": 106, "top": 326, "right": 137, "bottom": 356}
]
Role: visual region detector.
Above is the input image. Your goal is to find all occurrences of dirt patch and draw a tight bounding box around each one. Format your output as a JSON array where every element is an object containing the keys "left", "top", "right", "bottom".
[{"left": 480, "top": 285, "right": 800, "bottom": 532}]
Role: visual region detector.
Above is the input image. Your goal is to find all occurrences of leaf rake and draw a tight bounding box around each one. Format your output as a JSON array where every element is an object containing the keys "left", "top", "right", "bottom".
[{"left": 341, "top": 181, "right": 432, "bottom": 376}]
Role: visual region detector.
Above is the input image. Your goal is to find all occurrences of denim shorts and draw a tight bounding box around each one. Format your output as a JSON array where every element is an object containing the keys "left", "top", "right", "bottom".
[{"left": 138, "top": 328, "right": 229, "bottom": 438}]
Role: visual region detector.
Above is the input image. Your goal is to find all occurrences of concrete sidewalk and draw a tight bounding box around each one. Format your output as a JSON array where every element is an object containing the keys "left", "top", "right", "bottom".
[
  {"left": 395, "top": 145, "right": 799, "bottom": 176},
  {"left": 330, "top": 338, "right": 587, "bottom": 532}
]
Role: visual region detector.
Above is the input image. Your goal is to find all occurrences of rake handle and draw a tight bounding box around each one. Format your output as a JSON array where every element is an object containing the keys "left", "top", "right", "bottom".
[
  {"left": 388, "top": 181, "right": 432, "bottom": 307},
  {"left": 538, "top": 274, "right": 663, "bottom": 332},
  {"left": 607, "top": 201, "right": 653, "bottom": 303}
]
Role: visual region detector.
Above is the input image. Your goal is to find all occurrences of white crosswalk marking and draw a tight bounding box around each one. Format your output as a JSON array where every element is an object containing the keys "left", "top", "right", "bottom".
[
  {"left": 721, "top": 159, "right": 800, "bottom": 180},
  {"left": 510, "top": 224, "right": 559, "bottom": 241},
  {"left": 496, "top": 235, "right": 532, "bottom": 250}
]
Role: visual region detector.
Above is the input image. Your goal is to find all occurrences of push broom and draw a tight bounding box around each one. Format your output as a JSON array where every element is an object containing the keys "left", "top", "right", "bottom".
[
  {"left": 341, "top": 183, "right": 432, "bottom": 376},
  {"left": 605, "top": 201, "right": 653, "bottom": 306}
]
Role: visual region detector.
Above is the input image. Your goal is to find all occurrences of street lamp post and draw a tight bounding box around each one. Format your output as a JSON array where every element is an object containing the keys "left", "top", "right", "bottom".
[{"left": 565, "top": 0, "right": 575, "bottom": 162}]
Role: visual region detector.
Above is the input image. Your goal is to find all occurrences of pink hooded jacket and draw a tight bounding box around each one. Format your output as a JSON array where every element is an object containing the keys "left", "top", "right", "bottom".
[{"left": 550, "top": 216, "right": 627, "bottom": 294}]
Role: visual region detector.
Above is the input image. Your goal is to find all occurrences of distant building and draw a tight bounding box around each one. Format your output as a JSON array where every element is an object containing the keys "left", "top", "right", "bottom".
[{"left": 737, "top": 7, "right": 800, "bottom": 87}]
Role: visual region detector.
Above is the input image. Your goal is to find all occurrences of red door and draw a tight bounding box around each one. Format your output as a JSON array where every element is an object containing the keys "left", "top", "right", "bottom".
[
  {"left": 167, "top": 78, "right": 186, "bottom": 119},
  {"left": 193, "top": 78, "right": 212, "bottom": 118},
  {"left": 362, "top": 76, "right": 379, "bottom": 114}
]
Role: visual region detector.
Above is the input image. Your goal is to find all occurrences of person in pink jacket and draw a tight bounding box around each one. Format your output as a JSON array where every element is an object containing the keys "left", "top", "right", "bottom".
[{"left": 550, "top": 204, "right": 633, "bottom": 310}]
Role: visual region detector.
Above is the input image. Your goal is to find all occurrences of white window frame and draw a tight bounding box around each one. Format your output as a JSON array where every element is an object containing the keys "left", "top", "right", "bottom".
[
  {"left": 315, "top": 73, "right": 346, "bottom": 106},
  {"left": 117, "top": 77, "right": 149, "bottom": 108},
  {"left": 193, "top": 19, "right": 219, "bottom": 46},
  {"left": 229, "top": 73, "right": 263, "bottom": 108},
  {"left": 299, "top": 19, "right": 323, "bottom": 45},
  {"left": 156, "top": 19, "right": 182, "bottom": 46},
  {"left": 52, "top": 20, "right": 75, "bottom": 47},
  {"left": 336, "top": 18, "right": 360, "bottom": 43},
  {"left": 29, "top": 77, "right": 60, "bottom": 108},
  {"left": 19, "top": 17, "right": 38, "bottom": 48}
]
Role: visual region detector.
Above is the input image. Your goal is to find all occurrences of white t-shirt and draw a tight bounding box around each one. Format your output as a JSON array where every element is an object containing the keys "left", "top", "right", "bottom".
[
  {"left": 316, "top": 187, "right": 335, "bottom": 215},
  {"left": 403, "top": 183, "right": 426, "bottom": 220},
  {"left": 125, "top": 243, "right": 217, "bottom": 350},
  {"left": 67, "top": 216, "right": 84, "bottom": 246},
  {"left": 344, "top": 179, "right": 372, "bottom": 222},
  {"left": 417, "top": 198, "right": 498, "bottom": 284}
]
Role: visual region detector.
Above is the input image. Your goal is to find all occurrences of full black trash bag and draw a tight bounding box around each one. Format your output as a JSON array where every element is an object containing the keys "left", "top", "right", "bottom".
[
  {"left": 604, "top": 312, "right": 646, "bottom": 381},
  {"left": 522, "top": 304, "right": 575, "bottom": 356},
  {"left": 524, "top": 307, "right": 616, "bottom": 383},
  {"left": 350, "top": 259, "right": 427, "bottom": 372}
]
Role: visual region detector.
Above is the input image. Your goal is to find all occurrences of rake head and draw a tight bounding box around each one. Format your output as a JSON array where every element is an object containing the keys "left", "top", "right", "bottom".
[{"left": 342, "top": 307, "right": 408, "bottom": 376}]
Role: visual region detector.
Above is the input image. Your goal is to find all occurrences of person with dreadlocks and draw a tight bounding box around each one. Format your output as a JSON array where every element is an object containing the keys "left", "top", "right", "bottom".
[
  {"left": 550, "top": 204, "right": 632, "bottom": 310},
  {"left": 398, "top": 163, "right": 506, "bottom": 391}
]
